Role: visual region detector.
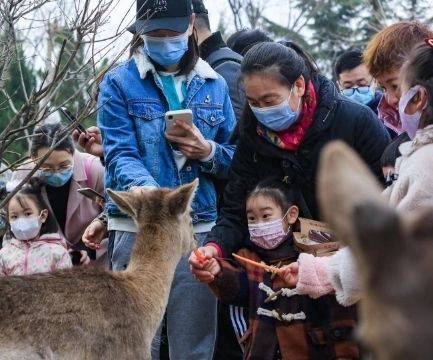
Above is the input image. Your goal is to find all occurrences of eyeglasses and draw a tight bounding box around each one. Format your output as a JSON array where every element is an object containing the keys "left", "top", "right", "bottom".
[
  {"left": 341, "top": 86, "right": 371, "bottom": 96},
  {"left": 39, "top": 164, "right": 73, "bottom": 174}
]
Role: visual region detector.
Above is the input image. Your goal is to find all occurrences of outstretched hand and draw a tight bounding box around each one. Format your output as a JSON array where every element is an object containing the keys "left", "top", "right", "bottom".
[
  {"left": 279, "top": 262, "right": 299, "bottom": 287},
  {"left": 189, "top": 246, "right": 220, "bottom": 284}
]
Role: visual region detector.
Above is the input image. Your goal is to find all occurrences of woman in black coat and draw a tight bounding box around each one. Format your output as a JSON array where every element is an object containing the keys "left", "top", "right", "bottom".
[{"left": 191, "top": 41, "right": 390, "bottom": 265}]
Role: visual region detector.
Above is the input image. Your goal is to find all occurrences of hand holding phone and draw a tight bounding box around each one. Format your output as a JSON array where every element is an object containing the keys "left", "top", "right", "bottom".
[
  {"left": 77, "top": 188, "right": 105, "bottom": 202},
  {"left": 60, "top": 107, "right": 88, "bottom": 136},
  {"left": 165, "top": 109, "right": 193, "bottom": 137}
]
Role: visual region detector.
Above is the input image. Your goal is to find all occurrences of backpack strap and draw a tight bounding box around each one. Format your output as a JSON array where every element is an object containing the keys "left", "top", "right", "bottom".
[
  {"left": 84, "top": 156, "right": 94, "bottom": 188},
  {"left": 206, "top": 47, "right": 243, "bottom": 70}
]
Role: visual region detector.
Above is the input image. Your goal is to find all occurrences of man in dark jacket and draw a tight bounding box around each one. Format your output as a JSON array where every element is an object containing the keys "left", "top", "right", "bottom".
[
  {"left": 193, "top": 0, "right": 244, "bottom": 124},
  {"left": 335, "top": 50, "right": 382, "bottom": 114}
]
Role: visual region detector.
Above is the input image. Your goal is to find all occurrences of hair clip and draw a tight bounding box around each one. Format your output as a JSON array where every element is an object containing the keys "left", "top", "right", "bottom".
[{"left": 425, "top": 38, "right": 433, "bottom": 49}]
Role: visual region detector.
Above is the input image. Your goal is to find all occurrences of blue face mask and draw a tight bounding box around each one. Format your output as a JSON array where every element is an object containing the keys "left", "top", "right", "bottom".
[
  {"left": 143, "top": 33, "right": 189, "bottom": 67},
  {"left": 250, "top": 88, "right": 301, "bottom": 132},
  {"left": 39, "top": 167, "right": 73, "bottom": 187},
  {"left": 341, "top": 86, "right": 374, "bottom": 105}
]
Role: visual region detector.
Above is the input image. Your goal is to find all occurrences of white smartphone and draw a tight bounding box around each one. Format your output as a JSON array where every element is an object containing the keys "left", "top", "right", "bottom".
[
  {"left": 165, "top": 109, "right": 193, "bottom": 137},
  {"left": 77, "top": 188, "right": 105, "bottom": 201}
]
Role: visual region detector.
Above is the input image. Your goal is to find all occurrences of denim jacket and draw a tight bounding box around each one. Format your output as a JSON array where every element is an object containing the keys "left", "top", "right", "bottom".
[{"left": 98, "top": 49, "right": 236, "bottom": 223}]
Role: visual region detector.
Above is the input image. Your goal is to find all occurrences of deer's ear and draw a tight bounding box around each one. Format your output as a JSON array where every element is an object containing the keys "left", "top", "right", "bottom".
[
  {"left": 168, "top": 179, "right": 199, "bottom": 217},
  {"left": 318, "top": 141, "right": 384, "bottom": 247},
  {"left": 353, "top": 201, "right": 406, "bottom": 282},
  {"left": 106, "top": 189, "right": 138, "bottom": 218}
]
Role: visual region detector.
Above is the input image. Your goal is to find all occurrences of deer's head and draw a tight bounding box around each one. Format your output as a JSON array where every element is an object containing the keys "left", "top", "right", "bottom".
[
  {"left": 318, "top": 141, "right": 433, "bottom": 360},
  {"left": 107, "top": 180, "right": 198, "bottom": 255}
]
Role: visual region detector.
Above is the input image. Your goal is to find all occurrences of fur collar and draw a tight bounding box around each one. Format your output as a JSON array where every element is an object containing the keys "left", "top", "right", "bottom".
[
  {"left": 132, "top": 48, "right": 218, "bottom": 84},
  {"left": 399, "top": 124, "right": 433, "bottom": 157}
]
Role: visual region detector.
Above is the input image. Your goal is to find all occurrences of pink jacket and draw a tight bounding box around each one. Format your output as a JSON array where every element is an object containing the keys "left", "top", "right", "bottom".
[
  {"left": 12, "top": 151, "right": 104, "bottom": 245},
  {"left": 0, "top": 233, "right": 72, "bottom": 276}
]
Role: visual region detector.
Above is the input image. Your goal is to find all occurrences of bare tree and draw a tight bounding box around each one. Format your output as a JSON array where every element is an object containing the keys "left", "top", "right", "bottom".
[{"left": 0, "top": 0, "right": 136, "bottom": 205}]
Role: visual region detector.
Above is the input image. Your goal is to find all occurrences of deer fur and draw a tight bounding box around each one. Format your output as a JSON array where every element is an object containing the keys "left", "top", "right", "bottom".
[
  {"left": 318, "top": 141, "right": 433, "bottom": 360},
  {"left": 0, "top": 180, "right": 198, "bottom": 360}
]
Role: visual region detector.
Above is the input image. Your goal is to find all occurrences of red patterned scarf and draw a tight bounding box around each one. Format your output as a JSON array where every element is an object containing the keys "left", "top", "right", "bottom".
[{"left": 257, "top": 81, "right": 318, "bottom": 151}]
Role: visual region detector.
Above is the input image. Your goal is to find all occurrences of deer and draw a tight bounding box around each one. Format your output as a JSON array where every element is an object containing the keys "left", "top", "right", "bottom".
[
  {"left": 0, "top": 180, "right": 198, "bottom": 360},
  {"left": 317, "top": 141, "right": 433, "bottom": 360}
]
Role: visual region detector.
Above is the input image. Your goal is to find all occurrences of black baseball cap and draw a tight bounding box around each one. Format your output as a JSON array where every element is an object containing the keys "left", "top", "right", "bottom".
[
  {"left": 127, "top": 0, "right": 193, "bottom": 35},
  {"left": 192, "top": 0, "right": 208, "bottom": 14}
]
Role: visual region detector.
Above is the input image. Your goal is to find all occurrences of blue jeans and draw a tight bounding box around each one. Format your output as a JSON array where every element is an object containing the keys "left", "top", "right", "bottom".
[{"left": 110, "top": 230, "right": 217, "bottom": 360}]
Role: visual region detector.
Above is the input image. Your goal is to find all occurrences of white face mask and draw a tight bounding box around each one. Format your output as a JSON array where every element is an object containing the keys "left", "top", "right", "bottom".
[{"left": 10, "top": 216, "right": 42, "bottom": 241}]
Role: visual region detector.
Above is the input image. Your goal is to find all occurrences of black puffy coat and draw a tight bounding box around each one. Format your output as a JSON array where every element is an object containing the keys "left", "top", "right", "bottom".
[{"left": 205, "top": 74, "right": 390, "bottom": 256}]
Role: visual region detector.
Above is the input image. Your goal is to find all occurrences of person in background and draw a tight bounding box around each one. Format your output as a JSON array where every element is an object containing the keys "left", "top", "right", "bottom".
[
  {"left": 227, "top": 28, "right": 273, "bottom": 56},
  {"left": 334, "top": 50, "right": 382, "bottom": 115},
  {"left": 363, "top": 21, "right": 432, "bottom": 137},
  {"left": 98, "top": 0, "right": 236, "bottom": 358},
  {"left": 193, "top": 0, "right": 244, "bottom": 124},
  {"left": 12, "top": 123, "right": 105, "bottom": 265},
  {"left": 192, "top": 1, "right": 246, "bottom": 357},
  {"left": 0, "top": 178, "right": 72, "bottom": 276}
]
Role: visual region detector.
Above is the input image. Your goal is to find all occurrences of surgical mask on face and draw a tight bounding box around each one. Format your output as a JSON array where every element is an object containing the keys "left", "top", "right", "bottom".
[
  {"left": 248, "top": 210, "right": 290, "bottom": 250},
  {"left": 250, "top": 87, "right": 301, "bottom": 132},
  {"left": 10, "top": 216, "right": 42, "bottom": 241},
  {"left": 399, "top": 85, "right": 427, "bottom": 140},
  {"left": 342, "top": 86, "right": 374, "bottom": 105},
  {"left": 39, "top": 167, "right": 73, "bottom": 187},
  {"left": 142, "top": 33, "right": 189, "bottom": 67}
]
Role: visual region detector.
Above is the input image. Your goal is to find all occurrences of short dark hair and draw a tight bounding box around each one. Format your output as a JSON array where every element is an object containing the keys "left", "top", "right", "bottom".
[
  {"left": 4, "top": 177, "right": 59, "bottom": 236},
  {"left": 194, "top": 13, "right": 211, "bottom": 32},
  {"left": 30, "top": 123, "right": 75, "bottom": 158},
  {"left": 227, "top": 29, "right": 273, "bottom": 56},
  {"left": 334, "top": 50, "right": 363, "bottom": 79}
]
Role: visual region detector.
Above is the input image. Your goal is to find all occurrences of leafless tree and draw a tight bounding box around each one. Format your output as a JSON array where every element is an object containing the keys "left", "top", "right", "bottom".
[{"left": 0, "top": 0, "right": 138, "bottom": 207}]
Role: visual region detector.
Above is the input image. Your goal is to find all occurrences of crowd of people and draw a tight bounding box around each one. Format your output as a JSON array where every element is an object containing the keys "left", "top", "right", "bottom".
[{"left": 1, "top": 0, "right": 433, "bottom": 358}]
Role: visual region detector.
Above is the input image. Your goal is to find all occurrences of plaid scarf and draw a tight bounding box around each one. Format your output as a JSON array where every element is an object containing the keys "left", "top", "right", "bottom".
[{"left": 257, "top": 81, "right": 318, "bottom": 151}]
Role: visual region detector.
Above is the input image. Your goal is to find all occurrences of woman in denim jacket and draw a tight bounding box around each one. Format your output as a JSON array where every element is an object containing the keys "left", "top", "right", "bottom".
[{"left": 97, "top": 0, "right": 236, "bottom": 358}]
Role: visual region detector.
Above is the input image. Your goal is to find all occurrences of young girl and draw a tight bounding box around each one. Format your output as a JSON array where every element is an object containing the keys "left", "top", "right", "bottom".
[
  {"left": 194, "top": 179, "right": 359, "bottom": 359},
  {"left": 0, "top": 178, "right": 72, "bottom": 276}
]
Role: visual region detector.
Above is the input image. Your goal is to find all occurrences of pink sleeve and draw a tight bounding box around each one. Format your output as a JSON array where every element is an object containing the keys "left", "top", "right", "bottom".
[
  {"left": 56, "top": 251, "right": 73, "bottom": 270},
  {"left": 295, "top": 253, "right": 334, "bottom": 299}
]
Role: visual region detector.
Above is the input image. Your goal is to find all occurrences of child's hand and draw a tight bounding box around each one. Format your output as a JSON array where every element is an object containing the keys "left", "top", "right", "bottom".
[
  {"left": 82, "top": 220, "right": 106, "bottom": 250},
  {"left": 189, "top": 247, "right": 220, "bottom": 284},
  {"left": 279, "top": 262, "right": 299, "bottom": 287}
]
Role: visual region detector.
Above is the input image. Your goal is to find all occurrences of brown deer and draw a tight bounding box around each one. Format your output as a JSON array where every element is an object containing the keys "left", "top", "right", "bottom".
[
  {"left": 318, "top": 141, "right": 433, "bottom": 360},
  {"left": 0, "top": 180, "right": 198, "bottom": 360}
]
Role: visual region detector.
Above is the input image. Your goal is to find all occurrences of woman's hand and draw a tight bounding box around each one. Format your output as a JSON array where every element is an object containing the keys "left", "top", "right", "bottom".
[
  {"left": 72, "top": 126, "right": 103, "bottom": 158},
  {"left": 82, "top": 220, "right": 106, "bottom": 250},
  {"left": 279, "top": 262, "right": 299, "bottom": 287},
  {"left": 165, "top": 121, "right": 212, "bottom": 160},
  {"left": 189, "top": 246, "right": 220, "bottom": 283}
]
